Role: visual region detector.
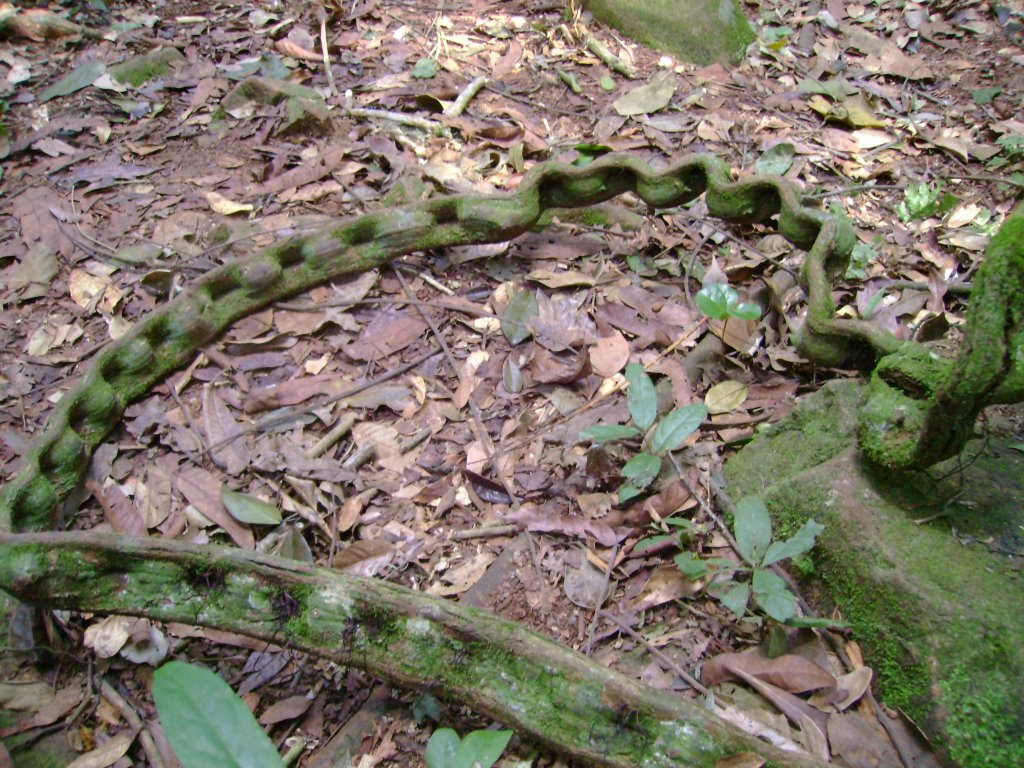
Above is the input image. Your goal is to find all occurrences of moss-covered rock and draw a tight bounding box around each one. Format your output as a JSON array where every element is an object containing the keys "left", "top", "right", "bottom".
[
  {"left": 583, "top": 0, "right": 755, "bottom": 66},
  {"left": 108, "top": 48, "right": 186, "bottom": 87},
  {"left": 725, "top": 380, "right": 1024, "bottom": 767}
]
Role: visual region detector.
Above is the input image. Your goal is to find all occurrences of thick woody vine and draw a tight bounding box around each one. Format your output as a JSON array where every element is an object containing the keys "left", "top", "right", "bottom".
[{"left": 0, "top": 152, "right": 1020, "bottom": 767}]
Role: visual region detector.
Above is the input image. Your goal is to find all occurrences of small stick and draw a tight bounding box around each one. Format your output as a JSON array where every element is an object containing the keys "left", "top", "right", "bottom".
[
  {"left": 597, "top": 609, "right": 707, "bottom": 694},
  {"left": 319, "top": 19, "right": 336, "bottom": 97},
  {"left": 305, "top": 412, "right": 357, "bottom": 459},
  {"left": 341, "top": 106, "right": 450, "bottom": 137},
  {"left": 97, "top": 678, "right": 166, "bottom": 768},
  {"left": 450, "top": 523, "right": 520, "bottom": 541},
  {"left": 445, "top": 75, "right": 489, "bottom": 117},
  {"left": 579, "top": 24, "right": 636, "bottom": 79}
]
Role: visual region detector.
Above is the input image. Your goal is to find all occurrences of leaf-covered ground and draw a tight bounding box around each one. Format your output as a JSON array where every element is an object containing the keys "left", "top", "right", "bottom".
[{"left": 0, "top": 0, "right": 1022, "bottom": 766}]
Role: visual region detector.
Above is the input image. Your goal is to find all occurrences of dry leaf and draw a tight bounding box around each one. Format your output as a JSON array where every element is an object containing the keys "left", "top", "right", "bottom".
[
  {"left": 589, "top": 331, "right": 630, "bottom": 378},
  {"left": 204, "top": 191, "right": 254, "bottom": 215}
]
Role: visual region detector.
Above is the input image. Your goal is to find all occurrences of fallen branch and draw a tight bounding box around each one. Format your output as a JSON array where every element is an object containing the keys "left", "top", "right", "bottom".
[{"left": 0, "top": 530, "right": 826, "bottom": 768}]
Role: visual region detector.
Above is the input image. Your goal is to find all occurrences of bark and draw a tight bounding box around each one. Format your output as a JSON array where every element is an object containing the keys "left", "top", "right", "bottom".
[{"left": 0, "top": 531, "right": 825, "bottom": 768}]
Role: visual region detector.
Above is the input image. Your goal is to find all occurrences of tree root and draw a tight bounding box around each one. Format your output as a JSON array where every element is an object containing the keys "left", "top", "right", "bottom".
[{"left": 0, "top": 530, "right": 826, "bottom": 768}]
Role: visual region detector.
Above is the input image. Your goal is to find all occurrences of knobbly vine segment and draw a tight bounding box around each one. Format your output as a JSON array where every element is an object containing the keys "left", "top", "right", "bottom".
[{"left": 1, "top": 152, "right": 871, "bottom": 534}]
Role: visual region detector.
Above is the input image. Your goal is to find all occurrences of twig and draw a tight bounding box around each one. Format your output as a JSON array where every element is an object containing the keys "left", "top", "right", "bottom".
[
  {"left": 341, "top": 106, "right": 451, "bottom": 137},
  {"left": 578, "top": 24, "right": 636, "bottom": 79},
  {"left": 450, "top": 523, "right": 520, "bottom": 541},
  {"left": 207, "top": 346, "right": 442, "bottom": 452},
  {"left": 319, "top": 18, "right": 336, "bottom": 98},
  {"left": 596, "top": 610, "right": 707, "bottom": 694},
  {"left": 584, "top": 545, "right": 618, "bottom": 655},
  {"left": 445, "top": 75, "right": 489, "bottom": 117},
  {"left": 97, "top": 678, "right": 166, "bottom": 768},
  {"left": 305, "top": 412, "right": 357, "bottom": 459}
]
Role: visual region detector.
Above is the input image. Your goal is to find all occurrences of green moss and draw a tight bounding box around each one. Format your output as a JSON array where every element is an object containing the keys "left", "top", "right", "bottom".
[
  {"left": 725, "top": 381, "right": 1024, "bottom": 765},
  {"left": 108, "top": 49, "right": 186, "bottom": 87}
]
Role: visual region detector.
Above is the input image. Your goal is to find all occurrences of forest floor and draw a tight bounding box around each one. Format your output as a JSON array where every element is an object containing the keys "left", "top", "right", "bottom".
[{"left": 0, "top": 0, "right": 1022, "bottom": 766}]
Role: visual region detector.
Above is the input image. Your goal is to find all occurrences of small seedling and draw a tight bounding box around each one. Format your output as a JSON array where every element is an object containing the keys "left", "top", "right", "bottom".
[
  {"left": 694, "top": 283, "right": 761, "bottom": 321},
  {"left": 425, "top": 727, "right": 513, "bottom": 768},
  {"left": 580, "top": 364, "right": 707, "bottom": 503},
  {"left": 645, "top": 496, "right": 832, "bottom": 626}
]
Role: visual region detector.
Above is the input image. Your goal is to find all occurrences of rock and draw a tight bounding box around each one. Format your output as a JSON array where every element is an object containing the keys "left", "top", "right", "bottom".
[{"left": 583, "top": 0, "right": 755, "bottom": 66}]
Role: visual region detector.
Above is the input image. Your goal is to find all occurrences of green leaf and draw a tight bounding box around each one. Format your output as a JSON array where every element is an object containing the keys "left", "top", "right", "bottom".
[
  {"left": 752, "top": 568, "right": 796, "bottom": 622},
  {"left": 502, "top": 356, "right": 523, "bottom": 394},
  {"left": 39, "top": 60, "right": 106, "bottom": 103},
  {"left": 410, "top": 57, "right": 439, "bottom": 79},
  {"left": 579, "top": 424, "right": 641, "bottom": 443},
  {"left": 501, "top": 289, "right": 537, "bottom": 345},
  {"left": 734, "top": 495, "right": 772, "bottom": 564},
  {"left": 617, "top": 483, "right": 645, "bottom": 504},
  {"left": 153, "top": 661, "right": 285, "bottom": 768},
  {"left": 695, "top": 283, "right": 734, "bottom": 319},
  {"left": 650, "top": 404, "right": 707, "bottom": 454},
  {"left": 599, "top": 75, "right": 615, "bottom": 91},
  {"left": 425, "top": 728, "right": 461, "bottom": 768},
  {"left": 625, "top": 363, "right": 657, "bottom": 430},
  {"left": 731, "top": 302, "right": 761, "bottom": 320},
  {"left": 762, "top": 518, "right": 824, "bottom": 566},
  {"left": 220, "top": 487, "right": 282, "bottom": 525},
  {"left": 455, "top": 730, "right": 513, "bottom": 768},
  {"left": 971, "top": 87, "right": 1002, "bottom": 105},
  {"left": 755, "top": 143, "right": 795, "bottom": 175},
  {"left": 412, "top": 694, "right": 442, "bottom": 724},
  {"left": 634, "top": 534, "right": 674, "bottom": 553},
  {"left": 622, "top": 452, "right": 660, "bottom": 485},
  {"left": 673, "top": 551, "right": 709, "bottom": 579},
  {"left": 718, "top": 581, "right": 751, "bottom": 617}
]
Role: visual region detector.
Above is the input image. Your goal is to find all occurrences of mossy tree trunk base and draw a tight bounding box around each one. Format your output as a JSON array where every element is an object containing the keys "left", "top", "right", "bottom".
[
  {"left": 0, "top": 531, "right": 826, "bottom": 768},
  {"left": 725, "top": 380, "right": 1024, "bottom": 768}
]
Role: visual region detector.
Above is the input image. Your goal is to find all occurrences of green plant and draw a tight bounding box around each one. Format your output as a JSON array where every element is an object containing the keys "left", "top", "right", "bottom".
[
  {"left": 694, "top": 283, "right": 760, "bottom": 321},
  {"left": 580, "top": 364, "right": 707, "bottom": 503},
  {"left": 653, "top": 496, "right": 828, "bottom": 625},
  {"left": 152, "top": 661, "right": 285, "bottom": 768},
  {"left": 425, "top": 727, "right": 512, "bottom": 768}
]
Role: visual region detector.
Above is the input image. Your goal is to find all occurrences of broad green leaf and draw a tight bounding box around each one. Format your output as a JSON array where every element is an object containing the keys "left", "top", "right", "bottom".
[
  {"left": 599, "top": 75, "right": 615, "bottom": 91},
  {"left": 455, "top": 730, "right": 513, "bottom": 768},
  {"left": 673, "top": 551, "right": 709, "bottom": 579},
  {"left": 718, "top": 581, "right": 751, "bottom": 617},
  {"left": 650, "top": 404, "right": 707, "bottom": 454},
  {"left": 695, "top": 283, "right": 734, "bottom": 319},
  {"left": 762, "top": 518, "right": 824, "bottom": 566},
  {"left": 752, "top": 568, "right": 796, "bottom": 622},
  {"left": 731, "top": 301, "right": 761, "bottom": 320},
  {"left": 734, "top": 495, "right": 772, "bottom": 564},
  {"left": 625, "top": 363, "right": 657, "bottom": 430},
  {"left": 153, "top": 661, "right": 284, "bottom": 768},
  {"left": 501, "top": 289, "right": 537, "bottom": 345},
  {"left": 39, "top": 60, "right": 106, "bottom": 103},
  {"left": 755, "top": 143, "right": 795, "bottom": 175},
  {"left": 579, "top": 424, "right": 641, "bottom": 443},
  {"left": 220, "top": 487, "right": 282, "bottom": 525},
  {"left": 410, "top": 57, "right": 439, "bottom": 79},
  {"left": 661, "top": 516, "right": 695, "bottom": 530},
  {"left": 622, "top": 452, "right": 660, "bottom": 484},
  {"left": 425, "top": 728, "right": 460, "bottom": 768}
]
